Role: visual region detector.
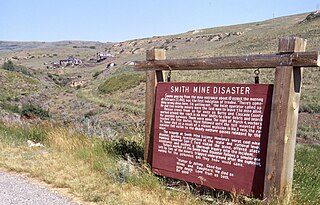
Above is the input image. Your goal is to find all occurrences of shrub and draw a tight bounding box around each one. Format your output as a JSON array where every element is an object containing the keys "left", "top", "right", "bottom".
[
  {"left": 103, "top": 137, "right": 143, "bottom": 160},
  {"left": 98, "top": 73, "right": 145, "bottom": 94},
  {"left": 1, "top": 60, "right": 33, "bottom": 77},
  {"left": 89, "top": 46, "right": 96, "bottom": 49},
  {"left": 20, "top": 67, "right": 33, "bottom": 77},
  {"left": 2, "top": 60, "right": 15, "bottom": 71},
  {"left": 21, "top": 103, "right": 50, "bottom": 119}
]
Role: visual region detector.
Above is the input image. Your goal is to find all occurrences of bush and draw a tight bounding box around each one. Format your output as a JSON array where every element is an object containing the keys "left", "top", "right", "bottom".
[
  {"left": 2, "top": 60, "right": 15, "bottom": 71},
  {"left": 20, "top": 67, "right": 33, "bottom": 77},
  {"left": 103, "top": 137, "right": 143, "bottom": 160},
  {"left": 21, "top": 103, "right": 50, "bottom": 119},
  {"left": 1, "top": 60, "right": 33, "bottom": 77},
  {"left": 98, "top": 73, "right": 145, "bottom": 94}
]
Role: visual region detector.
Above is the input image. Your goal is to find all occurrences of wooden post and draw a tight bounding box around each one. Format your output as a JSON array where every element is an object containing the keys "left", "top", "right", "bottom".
[
  {"left": 264, "top": 37, "right": 307, "bottom": 202},
  {"left": 144, "top": 49, "right": 165, "bottom": 164}
]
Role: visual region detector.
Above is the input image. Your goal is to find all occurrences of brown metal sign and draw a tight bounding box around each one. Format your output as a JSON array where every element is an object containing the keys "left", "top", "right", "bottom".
[{"left": 152, "top": 82, "right": 273, "bottom": 197}]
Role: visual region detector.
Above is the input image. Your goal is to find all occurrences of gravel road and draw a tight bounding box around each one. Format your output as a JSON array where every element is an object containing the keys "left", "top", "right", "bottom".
[{"left": 0, "top": 171, "right": 81, "bottom": 205}]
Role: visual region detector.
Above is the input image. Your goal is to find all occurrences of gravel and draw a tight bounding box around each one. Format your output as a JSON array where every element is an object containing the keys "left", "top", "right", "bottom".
[{"left": 0, "top": 171, "right": 81, "bottom": 205}]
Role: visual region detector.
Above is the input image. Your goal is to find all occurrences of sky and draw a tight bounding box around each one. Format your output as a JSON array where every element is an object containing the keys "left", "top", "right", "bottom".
[{"left": 1, "top": 0, "right": 319, "bottom": 42}]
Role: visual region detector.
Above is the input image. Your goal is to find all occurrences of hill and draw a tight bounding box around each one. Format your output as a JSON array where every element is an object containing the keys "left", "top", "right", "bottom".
[
  {"left": 0, "top": 41, "right": 108, "bottom": 53},
  {"left": 0, "top": 11, "right": 319, "bottom": 142},
  {"left": 0, "top": 11, "right": 320, "bottom": 205}
]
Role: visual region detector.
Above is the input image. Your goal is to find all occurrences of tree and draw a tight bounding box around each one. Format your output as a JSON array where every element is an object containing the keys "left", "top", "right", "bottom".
[{"left": 2, "top": 60, "right": 15, "bottom": 71}]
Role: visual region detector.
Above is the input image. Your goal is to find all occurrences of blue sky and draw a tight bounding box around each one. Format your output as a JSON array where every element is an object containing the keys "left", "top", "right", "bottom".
[{"left": 1, "top": 0, "right": 319, "bottom": 42}]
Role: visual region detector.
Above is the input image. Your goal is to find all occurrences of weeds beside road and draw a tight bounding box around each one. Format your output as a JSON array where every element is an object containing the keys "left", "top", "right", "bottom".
[{"left": 0, "top": 122, "right": 319, "bottom": 205}]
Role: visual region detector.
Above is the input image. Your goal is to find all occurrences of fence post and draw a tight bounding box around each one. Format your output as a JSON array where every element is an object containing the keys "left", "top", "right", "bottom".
[
  {"left": 264, "top": 37, "right": 307, "bottom": 202},
  {"left": 144, "top": 49, "right": 165, "bottom": 164}
]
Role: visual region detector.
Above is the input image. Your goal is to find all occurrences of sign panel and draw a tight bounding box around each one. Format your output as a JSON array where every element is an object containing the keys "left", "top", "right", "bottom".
[{"left": 152, "top": 82, "right": 273, "bottom": 197}]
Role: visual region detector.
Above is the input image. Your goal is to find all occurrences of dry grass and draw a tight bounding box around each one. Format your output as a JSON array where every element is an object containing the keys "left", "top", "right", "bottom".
[
  {"left": 1, "top": 123, "right": 318, "bottom": 205},
  {"left": 46, "top": 127, "right": 91, "bottom": 151},
  {"left": 0, "top": 125, "right": 205, "bottom": 205}
]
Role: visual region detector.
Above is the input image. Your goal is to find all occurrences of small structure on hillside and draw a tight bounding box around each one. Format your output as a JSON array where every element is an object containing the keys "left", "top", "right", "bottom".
[
  {"left": 60, "top": 56, "right": 82, "bottom": 67},
  {"left": 97, "top": 52, "right": 113, "bottom": 62},
  {"left": 106, "top": 62, "right": 116, "bottom": 68}
]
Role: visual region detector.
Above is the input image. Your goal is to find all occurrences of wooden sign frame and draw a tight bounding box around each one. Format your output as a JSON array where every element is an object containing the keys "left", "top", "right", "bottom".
[{"left": 134, "top": 37, "right": 320, "bottom": 201}]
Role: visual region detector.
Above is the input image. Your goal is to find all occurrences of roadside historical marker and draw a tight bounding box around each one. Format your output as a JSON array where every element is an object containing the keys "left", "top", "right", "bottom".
[
  {"left": 152, "top": 82, "right": 273, "bottom": 197},
  {"left": 135, "top": 38, "right": 315, "bottom": 201}
]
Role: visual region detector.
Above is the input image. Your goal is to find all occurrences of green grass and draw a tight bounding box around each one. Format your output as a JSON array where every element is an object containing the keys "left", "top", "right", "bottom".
[
  {"left": 297, "top": 124, "right": 320, "bottom": 140},
  {"left": 98, "top": 72, "right": 145, "bottom": 94},
  {"left": 293, "top": 144, "right": 320, "bottom": 205},
  {"left": 0, "top": 69, "right": 39, "bottom": 100},
  {"left": 0, "top": 123, "right": 48, "bottom": 144}
]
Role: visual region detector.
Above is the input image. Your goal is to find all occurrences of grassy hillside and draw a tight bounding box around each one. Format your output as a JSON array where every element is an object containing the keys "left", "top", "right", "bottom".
[
  {"left": 1, "top": 12, "right": 319, "bottom": 136},
  {"left": 0, "top": 11, "right": 319, "bottom": 204}
]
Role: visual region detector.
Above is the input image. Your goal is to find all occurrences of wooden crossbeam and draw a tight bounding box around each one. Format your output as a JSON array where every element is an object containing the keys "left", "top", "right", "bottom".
[{"left": 134, "top": 51, "right": 319, "bottom": 71}]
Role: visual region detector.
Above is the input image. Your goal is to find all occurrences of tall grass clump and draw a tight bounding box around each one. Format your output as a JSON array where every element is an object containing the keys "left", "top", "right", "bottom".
[
  {"left": 0, "top": 122, "right": 48, "bottom": 143},
  {"left": 46, "top": 127, "right": 91, "bottom": 151}
]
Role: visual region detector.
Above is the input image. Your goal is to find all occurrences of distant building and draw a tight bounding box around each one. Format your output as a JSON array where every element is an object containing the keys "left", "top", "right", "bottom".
[
  {"left": 60, "top": 56, "right": 82, "bottom": 66},
  {"left": 106, "top": 62, "right": 116, "bottom": 68},
  {"left": 97, "top": 52, "right": 113, "bottom": 62}
]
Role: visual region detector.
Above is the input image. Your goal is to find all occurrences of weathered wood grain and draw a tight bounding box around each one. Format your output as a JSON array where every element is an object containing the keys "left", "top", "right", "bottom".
[
  {"left": 144, "top": 49, "right": 165, "bottom": 164},
  {"left": 134, "top": 51, "right": 319, "bottom": 71},
  {"left": 263, "top": 37, "right": 307, "bottom": 202}
]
